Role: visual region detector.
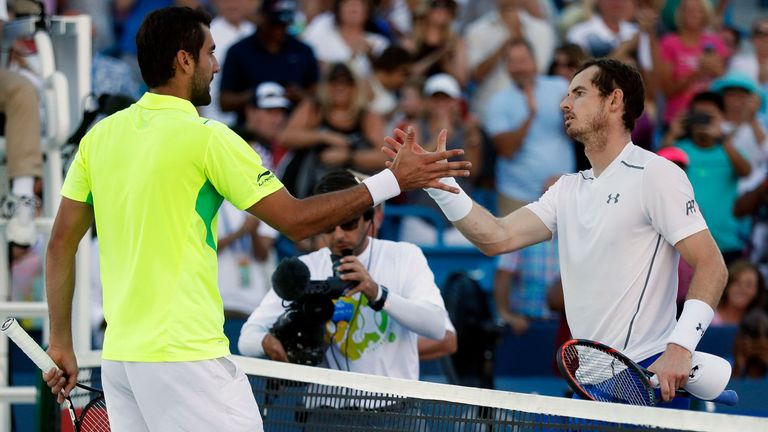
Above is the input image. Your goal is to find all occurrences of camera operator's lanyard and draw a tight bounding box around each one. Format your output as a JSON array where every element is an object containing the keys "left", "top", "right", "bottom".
[{"left": 220, "top": 208, "right": 251, "bottom": 288}]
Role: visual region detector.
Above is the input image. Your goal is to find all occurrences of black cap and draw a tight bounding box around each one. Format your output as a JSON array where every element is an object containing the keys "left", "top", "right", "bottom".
[{"left": 261, "top": 0, "right": 296, "bottom": 25}]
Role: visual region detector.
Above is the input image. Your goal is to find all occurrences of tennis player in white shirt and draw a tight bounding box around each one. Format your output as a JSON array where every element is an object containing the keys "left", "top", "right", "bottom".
[{"left": 384, "top": 58, "right": 727, "bottom": 407}]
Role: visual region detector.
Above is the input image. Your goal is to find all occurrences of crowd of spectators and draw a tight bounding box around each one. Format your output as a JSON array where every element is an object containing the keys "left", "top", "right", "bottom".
[{"left": 5, "top": 0, "right": 768, "bottom": 380}]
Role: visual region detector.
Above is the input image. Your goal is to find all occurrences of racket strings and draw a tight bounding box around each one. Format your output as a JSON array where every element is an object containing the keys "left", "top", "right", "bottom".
[
  {"left": 563, "top": 345, "right": 655, "bottom": 406},
  {"left": 79, "top": 397, "right": 110, "bottom": 432}
]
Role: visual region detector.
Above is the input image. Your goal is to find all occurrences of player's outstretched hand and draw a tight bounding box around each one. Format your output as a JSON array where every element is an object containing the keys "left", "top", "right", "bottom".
[
  {"left": 383, "top": 127, "right": 470, "bottom": 193},
  {"left": 647, "top": 343, "right": 692, "bottom": 402}
]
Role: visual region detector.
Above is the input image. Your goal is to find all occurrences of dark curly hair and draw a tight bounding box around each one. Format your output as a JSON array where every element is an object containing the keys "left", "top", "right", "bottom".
[
  {"left": 136, "top": 7, "right": 212, "bottom": 88},
  {"left": 574, "top": 58, "right": 645, "bottom": 132}
]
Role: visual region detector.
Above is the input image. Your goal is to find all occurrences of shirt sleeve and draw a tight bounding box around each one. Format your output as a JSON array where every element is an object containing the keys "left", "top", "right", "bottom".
[
  {"left": 204, "top": 124, "right": 284, "bottom": 210},
  {"left": 61, "top": 134, "right": 93, "bottom": 204},
  {"left": 642, "top": 158, "right": 708, "bottom": 246},
  {"left": 524, "top": 176, "right": 562, "bottom": 234}
]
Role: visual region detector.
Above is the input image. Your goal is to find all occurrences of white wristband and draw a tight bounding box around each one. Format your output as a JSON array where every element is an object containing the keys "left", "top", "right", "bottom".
[
  {"left": 362, "top": 169, "right": 401, "bottom": 206},
  {"left": 668, "top": 299, "right": 714, "bottom": 353},
  {"left": 426, "top": 177, "right": 473, "bottom": 221}
]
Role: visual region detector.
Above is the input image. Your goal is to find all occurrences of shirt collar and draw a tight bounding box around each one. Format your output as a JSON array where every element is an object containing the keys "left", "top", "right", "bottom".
[{"left": 136, "top": 92, "right": 199, "bottom": 117}]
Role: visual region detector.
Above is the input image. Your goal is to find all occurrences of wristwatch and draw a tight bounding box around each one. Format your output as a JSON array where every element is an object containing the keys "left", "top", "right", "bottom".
[{"left": 369, "top": 285, "right": 389, "bottom": 311}]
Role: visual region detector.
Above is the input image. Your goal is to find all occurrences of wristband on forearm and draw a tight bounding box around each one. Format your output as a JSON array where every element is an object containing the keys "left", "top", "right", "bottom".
[
  {"left": 362, "top": 169, "right": 401, "bottom": 206},
  {"left": 426, "top": 177, "right": 473, "bottom": 221},
  {"left": 668, "top": 299, "right": 714, "bottom": 353}
]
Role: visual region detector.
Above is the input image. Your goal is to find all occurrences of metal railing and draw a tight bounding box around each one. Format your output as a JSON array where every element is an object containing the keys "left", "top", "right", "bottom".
[{"left": 0, "top": 14, "right": 92, "bottom": 432}]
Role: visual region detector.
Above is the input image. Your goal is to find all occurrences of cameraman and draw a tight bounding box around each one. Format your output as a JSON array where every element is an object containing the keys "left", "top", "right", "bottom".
[
  {"left": 662, "top": 91, "right": 751, "bottom": 264},
  {"left": 239, "top": 170, "right": 448, "bottom": 377}
]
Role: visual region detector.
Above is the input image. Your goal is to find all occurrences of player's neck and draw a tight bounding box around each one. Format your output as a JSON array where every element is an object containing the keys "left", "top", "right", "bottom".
[
  {"left": 150, "top": 81, "right": 191, "bottom": 103},
  {"left": 585, "top": 132, "right": 632, "bottom": 178}
]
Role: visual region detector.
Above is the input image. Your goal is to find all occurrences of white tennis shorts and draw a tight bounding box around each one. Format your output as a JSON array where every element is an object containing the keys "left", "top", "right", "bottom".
[{"left": 102, "top": 357, "right": 263, "bottom": 431}]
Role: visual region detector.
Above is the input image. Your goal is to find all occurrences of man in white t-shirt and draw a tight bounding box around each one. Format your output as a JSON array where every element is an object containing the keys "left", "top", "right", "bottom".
[
  {"left": 566, "top": 0, "right": 638, "bottom": 58},
  {"left": 464, "top": 0, "right": 555, "bottom": 112},
  {"left": 385, "top": 58, "right": 727, "bottom": 407},
  {"left": 239, "top": 170, "right": 449, "bottom": 426}
]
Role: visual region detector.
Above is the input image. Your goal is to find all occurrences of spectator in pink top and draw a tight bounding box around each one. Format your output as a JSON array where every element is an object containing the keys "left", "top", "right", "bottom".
[{"left": 658, "top": 0, "right": 729, "bottom": 125}]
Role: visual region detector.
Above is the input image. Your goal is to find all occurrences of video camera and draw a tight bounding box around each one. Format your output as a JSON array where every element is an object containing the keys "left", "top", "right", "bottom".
[{"left": 268, "top": 250, "right": 354, "bottom": 365}]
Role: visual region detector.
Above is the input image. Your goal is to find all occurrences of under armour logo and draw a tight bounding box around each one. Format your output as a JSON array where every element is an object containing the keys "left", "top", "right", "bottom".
[
  {"left": 689, "top": 365, "right": 700, "bottom": 379},
  {"left": 696, "top": 322, "right": 704, "bottom": 336},
  {"left": 606, "top": 193, "right": 620, "bottom": 204},
  {"left": 686, "top": 200, "right": 696, "bottom": 215}
]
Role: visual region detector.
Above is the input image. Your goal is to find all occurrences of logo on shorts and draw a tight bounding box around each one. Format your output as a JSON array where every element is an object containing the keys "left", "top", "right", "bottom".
[
  {"left": 606, "top": 193, "right": 620, "bottom": 204},
  {"left": 686, "top": 200, "right": 696, "bottom": 215}
]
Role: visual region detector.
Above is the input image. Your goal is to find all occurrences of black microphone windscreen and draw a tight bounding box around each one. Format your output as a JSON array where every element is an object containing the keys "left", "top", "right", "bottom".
[{"left": 271, "top": 257, "right": 310, "bottom": 301}]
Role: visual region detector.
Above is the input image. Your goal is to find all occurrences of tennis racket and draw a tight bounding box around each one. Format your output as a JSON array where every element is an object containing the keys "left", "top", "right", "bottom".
[
  {"left": 557, "top": 339, "right": 738, "bottom": 407},
  {"left": 1, "top": 318, "right": 110, "bottom": 431}
]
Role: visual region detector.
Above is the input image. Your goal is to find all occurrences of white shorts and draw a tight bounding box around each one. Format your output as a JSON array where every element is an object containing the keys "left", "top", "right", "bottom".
[{"left": 102, "top": 357, "right": 263, "bottom": 432}]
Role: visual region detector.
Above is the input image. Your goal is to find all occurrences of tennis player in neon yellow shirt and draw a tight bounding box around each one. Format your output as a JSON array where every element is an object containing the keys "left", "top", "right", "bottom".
[{"left": 41, "top": 6, "right": 470, "bottom": 431}]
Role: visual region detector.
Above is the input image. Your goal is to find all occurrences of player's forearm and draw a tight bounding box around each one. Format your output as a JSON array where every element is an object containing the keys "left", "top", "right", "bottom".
[
  {"left": 290, "top": 185, "right": 377, "bottom": 240},
  {"left": 45, "top": 246, "right": 77, "bottom": 348},
  {"left": 453, "top": 204, "right": 515, "bottom": 256},
  {"left": 685, "top": 253, "right": 727, "bottom": 310},
  {"left": 384, "top": 294, "right": 445, "bottom": 340}
]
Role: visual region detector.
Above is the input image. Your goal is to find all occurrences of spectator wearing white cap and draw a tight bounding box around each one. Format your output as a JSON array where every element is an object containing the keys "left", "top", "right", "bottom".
[
  {"left": 238, "top": 82, "right": 291, "bottom": 170},
  {"left": 400, "top": 73, "right": 483, "bottom": 246}
]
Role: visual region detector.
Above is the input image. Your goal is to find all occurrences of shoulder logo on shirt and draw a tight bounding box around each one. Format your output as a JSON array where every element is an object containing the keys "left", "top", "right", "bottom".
[
  {"left": 257, "top": 170, "right": 275, "bottom": 186},
  {"left": 686, "top": 200, "right": 696, "bottom": 215},
  {"left": 606, "top": 193, "right": 620, "bottom": 204}
]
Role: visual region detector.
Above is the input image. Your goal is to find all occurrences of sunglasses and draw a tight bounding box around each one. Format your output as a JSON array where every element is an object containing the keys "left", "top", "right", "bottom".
[{"left": 324, "top": 217, "right": 365, "bottom": 234}]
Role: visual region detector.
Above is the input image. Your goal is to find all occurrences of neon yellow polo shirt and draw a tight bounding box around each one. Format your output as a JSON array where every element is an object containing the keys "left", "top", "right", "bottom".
[{"left": 62, "top": 93, "right": 283, "bottom": 362}]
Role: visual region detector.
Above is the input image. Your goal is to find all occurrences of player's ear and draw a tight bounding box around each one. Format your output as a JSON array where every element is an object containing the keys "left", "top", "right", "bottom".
[
  {"left": 175, "top": 50, "right": 194, "bottom": 75},
  {"left": 610, "top": 89, "right": 624, "bottom": 112}
]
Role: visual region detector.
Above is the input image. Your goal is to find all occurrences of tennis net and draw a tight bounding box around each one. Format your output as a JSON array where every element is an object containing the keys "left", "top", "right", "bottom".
[{"left": 62, "top": 351, "right": 768, "bottom": 432}]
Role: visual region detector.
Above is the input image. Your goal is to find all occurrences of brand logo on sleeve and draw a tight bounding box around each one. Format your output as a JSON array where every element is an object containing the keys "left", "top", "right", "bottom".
[
  {"left": 686, "top": 200, "right": 696, "bottom": 215},
  {"left": 257, "top": 170, "right": 275, "bottom": 186}
]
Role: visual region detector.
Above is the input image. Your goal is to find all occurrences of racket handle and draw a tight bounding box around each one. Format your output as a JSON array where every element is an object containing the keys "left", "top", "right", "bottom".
[
  {"left": 650, "top": 373, "right": 739, "bottom": 406},
  {"left": 711, "top": 389, "right": 739, "bottom": 406},
  {"left": 1, "top": 318, "right": 58, "bottom": 372}
]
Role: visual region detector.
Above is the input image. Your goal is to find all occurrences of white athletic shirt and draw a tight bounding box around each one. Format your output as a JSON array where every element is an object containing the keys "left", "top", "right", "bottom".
[{"left": 526, "top": 143, "right": 708, "bottom": 361}]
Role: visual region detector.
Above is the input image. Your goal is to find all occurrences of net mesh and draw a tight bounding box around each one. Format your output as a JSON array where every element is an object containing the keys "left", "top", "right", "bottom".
[
  {"left": 249, "top": 375, "right": 663, "bottom": 431},
  {"left": 62, "top": 351, "right": 767, "bottom": 432}
]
